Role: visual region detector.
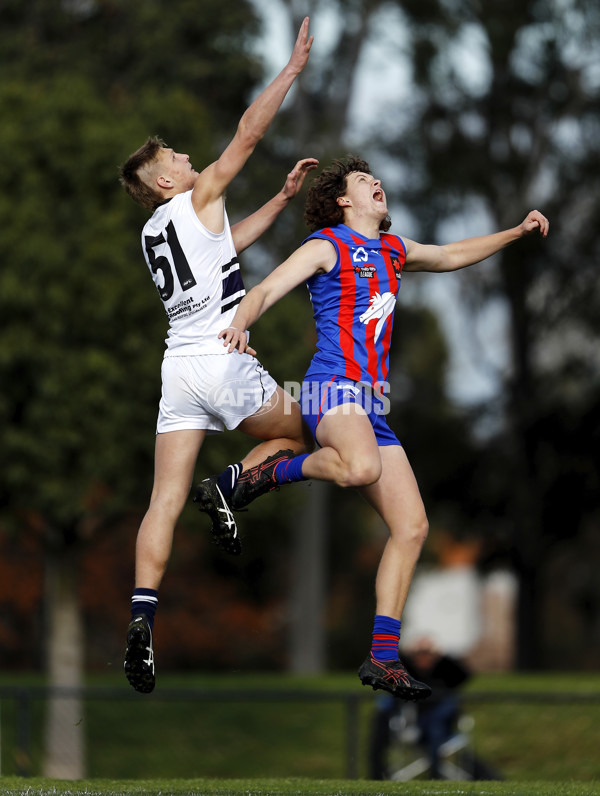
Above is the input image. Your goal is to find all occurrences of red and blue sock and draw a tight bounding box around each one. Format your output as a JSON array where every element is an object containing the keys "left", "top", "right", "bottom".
[
  {"left": 371, "top": 614, "right": 401, "bottom": 661},
  {"left": 274, "top": 454, "right": 309, "bottom": 484},
  {"left": 131, "top": 587, "right": 158, "bottom": 630}
]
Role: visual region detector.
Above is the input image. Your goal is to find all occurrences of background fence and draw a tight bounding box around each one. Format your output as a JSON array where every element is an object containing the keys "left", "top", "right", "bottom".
[{"left": 1, "top": 685, "right": 599, "bottom": 781}]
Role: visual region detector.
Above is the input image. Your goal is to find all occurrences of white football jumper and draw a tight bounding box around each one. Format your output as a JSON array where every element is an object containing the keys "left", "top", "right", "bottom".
[
  {"left": 141, "top": 190, "right": 277, "bottom": 433},
  {"left": 142, "top": 190, "right": 246, "bottom": 355}
]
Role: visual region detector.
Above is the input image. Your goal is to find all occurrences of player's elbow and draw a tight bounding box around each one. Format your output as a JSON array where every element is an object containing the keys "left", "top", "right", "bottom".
[{"left": 236, "top": 116, "right": 263, "bottom": 151}]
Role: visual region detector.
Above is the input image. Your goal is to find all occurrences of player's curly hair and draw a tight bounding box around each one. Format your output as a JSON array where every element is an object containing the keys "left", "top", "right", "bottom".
[
  {"left": 119, "top": 136, "right": 168, "bottom": 211},
  {"left": 304, "top": 155, "right": 391, "bottom": 233}
]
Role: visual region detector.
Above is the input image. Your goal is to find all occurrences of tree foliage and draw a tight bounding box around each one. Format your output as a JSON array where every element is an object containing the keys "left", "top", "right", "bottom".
[
  {"left": 253, "top": 0, "right": 600, "bottom": 667},
  {"left": 0, "top": 0, "right": 263, "bottom": 539},
  {"left": 2, "top": 0, "right": 598, "bottom": 675},
  {"left": 363, "top": 0, "right": 600, "bottom": 666},
  {"left": 0, "top": 0, "right": 284, "bottom": 688}
]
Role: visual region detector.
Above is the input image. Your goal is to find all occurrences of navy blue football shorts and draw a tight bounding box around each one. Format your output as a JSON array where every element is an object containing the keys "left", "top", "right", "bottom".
[{"left": 300, "top": 374, "right": 401, "bottom": 447}]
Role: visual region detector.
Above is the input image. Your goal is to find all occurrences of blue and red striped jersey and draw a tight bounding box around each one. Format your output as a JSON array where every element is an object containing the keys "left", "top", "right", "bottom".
[{"left": 303, "top": 224, "right": 406, "bottom": 389}]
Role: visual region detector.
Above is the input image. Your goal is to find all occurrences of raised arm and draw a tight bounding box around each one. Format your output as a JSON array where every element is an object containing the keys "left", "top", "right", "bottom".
[
  {"left": 404, "top": 210, "right": 549, "bottom": 273},
  {"left": 219, "top": 238, "right": 336, "bottom": 355},
  {"left": 231, "top": 158, "right": 319, "bottom": 253},
  {"left": 191, "top": 17, "right": 313, "bottom": 228}
]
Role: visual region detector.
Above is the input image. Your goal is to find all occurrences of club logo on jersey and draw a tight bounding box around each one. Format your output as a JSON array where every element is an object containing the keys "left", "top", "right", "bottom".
[
  {"left": 391, "top": 256, "right": 402, "bottom": 280},
  {"left": 336, "top": 382, "right": 360, "bottom": 397},
  {"left": 352, "top": 246, "right": 369, "bottom": 263},
  {"left": 359, "top": 291, "right": 396, "bottom": 343}
]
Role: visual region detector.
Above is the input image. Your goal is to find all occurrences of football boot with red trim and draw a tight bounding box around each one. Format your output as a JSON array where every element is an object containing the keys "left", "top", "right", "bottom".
[
  {"left": 358, "top": 654, "right": 432, "bottom": 701},
  {"left": 230, "top": 449, "right": 294, "bottom": 510}
]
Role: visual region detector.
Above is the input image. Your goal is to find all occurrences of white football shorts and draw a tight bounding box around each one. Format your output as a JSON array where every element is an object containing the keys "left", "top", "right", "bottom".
[{"left": 157, "top": 353, "right": 278, "bottom": 434}]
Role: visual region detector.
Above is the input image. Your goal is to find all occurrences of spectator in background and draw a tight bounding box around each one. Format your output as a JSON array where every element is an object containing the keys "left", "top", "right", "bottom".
[{"left": 369, "top": 636, "right": 501, "bottom": 780}]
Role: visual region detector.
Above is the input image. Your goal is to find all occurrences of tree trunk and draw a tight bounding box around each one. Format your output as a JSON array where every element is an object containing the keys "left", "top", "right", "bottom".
[
  {"left": 501, "top": 250, "right": 545, "bottom": 668},
  {"left": 289, "top": 481, "right": 328, "bottom": 673},
  {"left": 43, "top": 544, "right": 86, "bottom": 779}
]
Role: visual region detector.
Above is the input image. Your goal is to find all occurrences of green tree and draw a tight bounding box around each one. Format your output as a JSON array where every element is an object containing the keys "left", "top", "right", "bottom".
[
  {"left": 247, "top": 0, "right": 600, "bottom": 670},
  {"left": 369, "top": 0, "right": 600, "bottom": 667},
  {"left": 0, "top": 0, "right": 265, "bottom": 775},
  {"left": 241, "top": 0, "right": 491, "bottom": 672}
]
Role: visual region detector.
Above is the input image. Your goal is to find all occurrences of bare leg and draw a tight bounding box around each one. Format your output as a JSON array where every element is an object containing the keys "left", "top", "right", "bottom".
[
  {"left": 304, "top": 404, "right": 384, "bottom": 487},
  {"left": 136, "top": 429, "right": 206, "bottom": 589},
  {"left": 305, "top": 417, "right": 427, "bottom": 615},
  {"left": 228, "top": 401, "right": 384, "bottom": 512},
  {"left": 194, "top": 388, "right": 313, "bottom": 550},
  {"left": 308, "top": 415, "right": 430, "bottom": 699},
  {"left": 359, "top": 445, "right": 429, "bottom": 619},
  {"left": 237, "top": 386, "right": 313, "bottom": 464}
]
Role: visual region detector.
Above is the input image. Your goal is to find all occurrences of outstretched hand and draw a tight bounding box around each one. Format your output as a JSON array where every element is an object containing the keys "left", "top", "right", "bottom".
[
  {"left": 288, "top": 16, "right": 314, "bottom": 75},
  {"left": 520, "top": 210, "right": 549, "bottom": 238},
  {"left": 281, "top": 158, "right": 319, "bottom": 200},
  {"left": 219, "top": 327, "right": 256, "bottom": 356}
]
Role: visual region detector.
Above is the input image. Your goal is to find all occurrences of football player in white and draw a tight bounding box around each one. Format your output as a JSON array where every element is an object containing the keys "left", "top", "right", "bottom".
[{"left": 119, "top": 18, "right": 315, "bottom": 693}]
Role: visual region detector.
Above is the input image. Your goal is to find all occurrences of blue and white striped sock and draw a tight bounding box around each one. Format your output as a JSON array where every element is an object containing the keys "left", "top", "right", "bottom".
[
  {"left": 131, "top": 588, "right": 158, "bottom": 630},
  {"left": 217, "top": 462, "right": 243, "bottom": 499}
]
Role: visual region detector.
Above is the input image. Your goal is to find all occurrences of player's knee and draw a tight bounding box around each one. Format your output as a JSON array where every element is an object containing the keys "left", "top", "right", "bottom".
[
  {"left": 148, "top": 489, "right": 187, "bottom": 523},
  {"left": 388, "top": 515, "right": 428, "bottom": 555},
  {"left": 341, "top": 457, "right": 381, "bottom": 488},
  {"left": 408, "top": 514, "right": 429, "bottom": 549}
]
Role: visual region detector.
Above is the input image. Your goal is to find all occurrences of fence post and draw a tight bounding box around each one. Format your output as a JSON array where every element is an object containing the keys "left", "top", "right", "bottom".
[
  {"left": 16, "top": 687, "right": 32, "bottom": 777},
  {"left": 345, "top": 693, "right": 360, "bottom": 779}
]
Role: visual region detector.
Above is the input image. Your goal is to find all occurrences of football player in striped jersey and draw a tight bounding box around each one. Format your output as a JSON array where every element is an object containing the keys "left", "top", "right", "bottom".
[{"left": 218, "top": 155, "right": 548, "bottom": 699}]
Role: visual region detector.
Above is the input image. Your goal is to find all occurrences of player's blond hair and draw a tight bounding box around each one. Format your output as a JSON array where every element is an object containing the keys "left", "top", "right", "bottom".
[{"left": 119, "top": 136, "right": 168, "bottom": 211}]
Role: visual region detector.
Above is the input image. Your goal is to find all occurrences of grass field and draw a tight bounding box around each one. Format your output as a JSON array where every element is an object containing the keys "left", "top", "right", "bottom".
[
  {"left": 0, "top": 671, "right": 599, "bottom": 788},
  {"left": 0, "top": 776, "right": 599, "bottom": 795}
]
